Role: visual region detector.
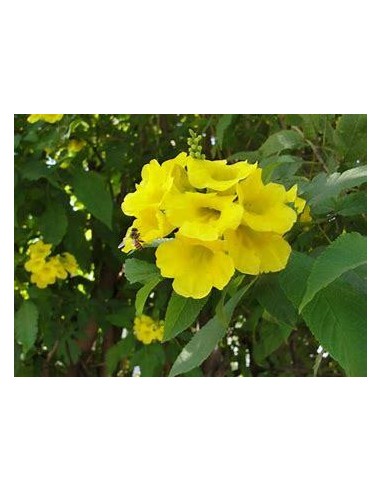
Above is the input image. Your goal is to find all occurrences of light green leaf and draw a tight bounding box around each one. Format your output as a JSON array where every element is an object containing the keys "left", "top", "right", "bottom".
[
  {"left": 302, "top": 279, "right": 366, "bottom": 376},
  {"left": 304, "top": 166, "right": 367, "bottom": 214},
  {"left": 39, "top": 202, "right": 68, "bottom": 245},
  {"left": 163, "top": 293, "right": 209, "bottom": 341},
  {"left": 299, "top": 233, "right": 367, "bottom": 311},
  {"left": 169, "top": 281, "right": 253, "bottom": 377},
  {"left": 124, "top": 258, "right": 161, "bottom": 284},
  {"left": 135, "top": 276, "right": 162, "bottom": 316},
  {"left": 15, "top": 301, "right": 39, "bottom": 353},
  {"left": 72, "top": 169, "right": 113, "bottom": 229},
  {"left": 259, "top": 130, "right": 305, "bottom": 157}
]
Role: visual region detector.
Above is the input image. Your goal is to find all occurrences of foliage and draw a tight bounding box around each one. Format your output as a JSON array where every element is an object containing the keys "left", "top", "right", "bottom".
[{"left": 14, "top": 114, "right": 367, "bottom": 376}]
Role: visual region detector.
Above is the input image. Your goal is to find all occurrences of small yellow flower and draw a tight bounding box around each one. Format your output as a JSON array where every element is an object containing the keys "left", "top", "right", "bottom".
[
  {"left": 133, "top": 315, "right": 164, "bottom": 344},
  {"left": 156, "top": 235, "right": 235, "bottom": 299},
  {"left": 59, "top": 253, "right": 79, "bottom": 275},
  {"left": 186, "top": 157, "right": 253, "bottom": 191},
  {"left": 237, "top": 167, "right": 297, "bottom": 234},
  {"left": 24, "top": 257, "right": 45, "bottom": 273},
  {"left": 27, "top": 114, "right": 64, "bottom": 124},
  {"left": 48, "top": 256, "right": 68, "bottom": 280},
  {"left": 68, "top": 139, "right": 86, "bottom": 153},
  {"left": 299, "top": 204, "right": 313, "bottom": 223},
  {"left": 166, "top": 191, "right": 243, "bottom": 241},
  {"left": 224, "top": 225, "right": 291, "bottom": 275},
  {"left": 30, "top": 263, "right": 57, "bottom": 289},
  {"left": 28, "top": 240, "right": 52, "bottom": 259}
]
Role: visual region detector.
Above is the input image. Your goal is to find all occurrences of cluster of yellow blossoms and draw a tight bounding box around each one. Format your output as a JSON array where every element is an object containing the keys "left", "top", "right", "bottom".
[
  {"left": 27, "top": 114, "right": 64, "bottom": 124},
  {"left": 121, "top": 153, "right": 309, "bottom": 299},
  {"left": 24, "top": 240, "right": 78, "bottom": 289},
  {"left": 133, "top": 315, "right": 164, "bottom": 345}
]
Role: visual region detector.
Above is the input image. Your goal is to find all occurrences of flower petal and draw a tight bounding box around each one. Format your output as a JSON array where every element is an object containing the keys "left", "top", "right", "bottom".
[{"left": 225, "top": 225, "right": 291, "bottom": 274}]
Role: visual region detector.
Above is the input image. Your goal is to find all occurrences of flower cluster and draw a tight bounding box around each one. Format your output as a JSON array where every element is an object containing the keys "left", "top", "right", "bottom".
[
  {"left": 24, "top": 240, "right": 78, "bottom": 289},
  {"left": 121, "top": 153, "right": 307, "bottom": 299},
  {"left": 133, "top": 315, "right": 164, "bottom": 345},
  {"left": 27, "top": 114, "right": 64, "bottom": 124}
]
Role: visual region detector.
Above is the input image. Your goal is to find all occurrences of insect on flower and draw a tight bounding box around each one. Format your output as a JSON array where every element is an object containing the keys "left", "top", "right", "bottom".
[{"left": 118, "top": 227, "right": 144, "bottom": 251}]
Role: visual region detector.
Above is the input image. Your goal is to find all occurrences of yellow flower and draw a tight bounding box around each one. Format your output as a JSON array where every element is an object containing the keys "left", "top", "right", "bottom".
[
  {"left": 28, "top": 240, "right": 52, "bottom": 259},
  {"left": 166, "top": 191, "right": 243, "bottom": 241},
  {"left": 48, "top": 257, "right": 68, "bottom": 280},
  {"left": 156, "top": 235, "right": 235, "bottom": 299},
  {"left": 186, "top": 157, "right": 253, "bottom": 191},
  {"left": 121, "top": 159, "right": 174, "bottom": 215},
  {"left": 27, "top": 114, "right": 64, "bottom": 124},
  {"left": 121, "top": 209, "right": 174, "bottom": 253},
  {"left": 224, "top": 225, "right": 291, "bottom": 275},
  {"left": 299, "top": 204, "right": 313, "bottom": 223},
  {"left": 237, "top": 167, "right": 297, "bottom": 234},
  {"left": 133, "top": 315, "right": 164, "bottom": 344},
  {"left": 25, "top": 257, "right": 45, "bottom": 273},
  {"left": 161, "top": 152, "right": 193, "bottom": 193},
  {"left": 30, "top": 263, "right": 57, "bottom": 289},
  {"left": 68, "top": 139, "right": 86, "bottom": 153},
  {"left": 59, "top": 253, "right": 78, "bottom": 275}
]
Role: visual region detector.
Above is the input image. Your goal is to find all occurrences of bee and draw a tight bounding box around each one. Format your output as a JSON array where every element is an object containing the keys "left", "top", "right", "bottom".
[{"left": 118, "top": 227, "right": 144, "bottom": 251}]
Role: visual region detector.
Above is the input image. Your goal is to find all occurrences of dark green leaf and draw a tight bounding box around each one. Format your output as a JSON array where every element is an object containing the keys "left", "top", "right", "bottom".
[
  {"left": 163, "top": 293, "right": 209, "bottom": 341},
  {"left": 252, "top": 274, "right": 298, "bottom": 326},
  {"left": 253, "top": 321, "right": 293, "bottom": 365},
  {"left": 106, "top": 306, "right": 135, "bottom": 327},
  {"left": 15, "top": 301, "right": 39, "bottom": 353},
  {"left": 105, "top": 336, "right": 135, "bottom": 375},
  {"left": 302, "top": 279, "right": 366, "bottom": 376},
  {"left": 299, "top": 233, "right": 367, "bottom": 311},
  {"left": 124, "top": 258, "right": 161, "bottom": 284},
  {"left": 131, "top": 344, "right": 165, "bottom": 376},
  {"left": 216, "top": 114, "right": 233, "bottom": 149},
  {"left": 334, "top": 114, "right": 367, "bottom": 164},
  {"left": 169, "top": 281, "right": 254, "bottom": 376},
  {"left": 72, "top": 169, "right": 113, "bottom": 229},
  {"left": 334, "top": 191, "right": 367, "bottom": 217},
  {"left": 39, "top": 202, "right": 68, "bottom": 245}
]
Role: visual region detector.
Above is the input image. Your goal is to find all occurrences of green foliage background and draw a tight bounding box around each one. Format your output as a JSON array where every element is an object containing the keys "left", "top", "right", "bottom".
[{"left": 14, "top": 114, "right": 367, "bottom": 377}]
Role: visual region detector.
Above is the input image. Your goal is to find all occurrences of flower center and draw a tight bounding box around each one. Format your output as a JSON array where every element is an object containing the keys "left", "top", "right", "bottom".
[
  {"left": 198, "top": 207, "right": 221, "bottom": 222},
  {"left": 191, "top": 245, "right": 214, "bottom": 263}
]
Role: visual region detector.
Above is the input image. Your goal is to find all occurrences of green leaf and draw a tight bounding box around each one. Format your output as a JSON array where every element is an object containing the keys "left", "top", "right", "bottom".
[
  {"left": 124, "top": 258, "right": 161, "bottom": 284},
  {"left": 252, "top": 274, "right": 298, "bottom": 326},
  {"left": 302, "top": 279, "right": 366, "bottom": 376},
  {"left": 299, "top": 233, "right": 367, "bottom": 311},
  {"left": 72, "top": 169, "right": 113, "bottom": 229},
  {"left": 15, "top": 301, "right": 39, "bottom": 353},
  {"left": 334, "top": 191, "right": 366, "bottom": 217},
  {"left": 135, "top": 276, "right": 162, "bottom": 316},
  {"left": 106, "top": 306, "right": 135, "bottom": 327},
  {"left": 163, "top": 293, "right": 209, "bottom": 341},
  {"left": 38, "top": 202, "right": 68, "bottom": 245},
  {"left": 279, "top": 252, "right": 313, "bottom": 308},
  {"left": 259, "top": 130, "right": 305, "bottom": 157},
  {"left": 131, "top": 344, "right": 165, "bottom": 376},
  {"left": 279, "top": 252, "right": 367, "bottom": 376},
  {"left": 260, "top": 155, "right": 303, "bottom": 184},
  {"left": 227, "top": 151, "right": 259, "bottom": 163},
  {"left": 216, "top": 114, "right": 233, "bottom": 149},
  {"left": 253, "top": 321, "right": 293, "bottom": 365},
  {"left": 334, "top": 114, "right": 367, "bottom": 164},
  {"left": 304, "top": 166, "right": 367, "bottom": 214},
  {"left": 169, "top": 281, "right": 254, "bottom": 377},
  {"left": 105, "top": 336, "right": 135, "bottom": 375}
]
